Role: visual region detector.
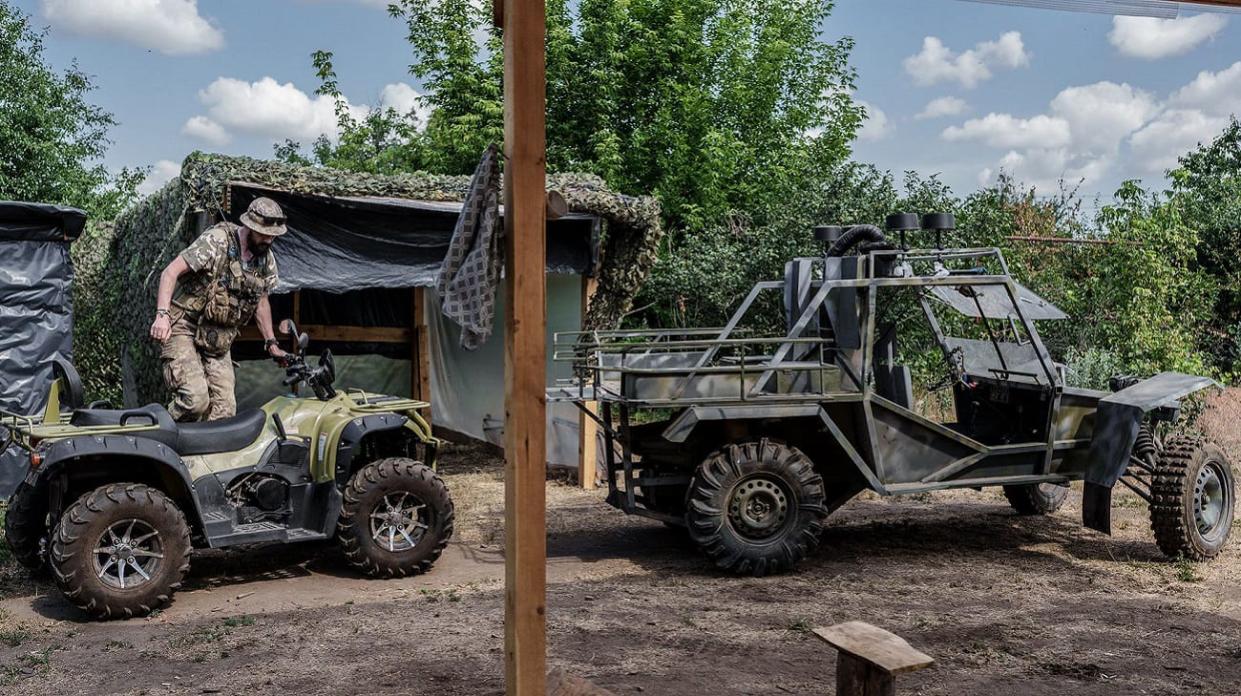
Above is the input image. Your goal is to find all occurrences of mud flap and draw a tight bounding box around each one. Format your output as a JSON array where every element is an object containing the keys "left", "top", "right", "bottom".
[{"left": 1082, "top": 372, "right": 1217, "bottom": 534}]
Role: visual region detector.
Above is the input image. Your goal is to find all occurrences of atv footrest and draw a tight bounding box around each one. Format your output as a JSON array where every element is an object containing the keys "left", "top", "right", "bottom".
[{"left": 209, "top": 522, "right": 329, "bottom": 548}]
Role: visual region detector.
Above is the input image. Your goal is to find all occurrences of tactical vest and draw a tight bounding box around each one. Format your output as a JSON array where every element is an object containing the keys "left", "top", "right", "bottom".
[{"left": 172, "top": 227, "right": 271, "bottom": 357}]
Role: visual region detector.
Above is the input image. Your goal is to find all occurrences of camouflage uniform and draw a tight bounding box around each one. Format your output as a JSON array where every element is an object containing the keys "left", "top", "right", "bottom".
[{"left": 163, "top": 212, "right": 280, "bottom": 421}]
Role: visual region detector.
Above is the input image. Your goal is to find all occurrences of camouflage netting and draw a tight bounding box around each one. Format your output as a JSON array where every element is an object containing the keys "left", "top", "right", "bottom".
[{"left": 75, "top": 152, "right": 663, "bottom": 407}]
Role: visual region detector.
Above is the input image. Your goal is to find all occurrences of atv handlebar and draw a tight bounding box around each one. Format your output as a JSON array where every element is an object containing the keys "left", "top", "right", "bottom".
[{"left": 277, "top": 319, "right": 338, "bottom": 400}]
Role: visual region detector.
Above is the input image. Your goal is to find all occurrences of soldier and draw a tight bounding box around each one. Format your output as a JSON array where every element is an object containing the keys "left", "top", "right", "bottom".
[{"left": 149, "top": 197, "right": 289, "bottom": 421}]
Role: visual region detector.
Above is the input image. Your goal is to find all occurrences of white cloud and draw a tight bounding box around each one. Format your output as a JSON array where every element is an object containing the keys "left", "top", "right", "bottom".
[
  {"left": 41, "top": 0, "right": 223, "bottom": 55},
  {"left": 1049, "top": 82, "right": 1157, "bottom": 153},
  {"left": 379, "top": 83, "right": 432, "bottom": 127},
  {"left": 1169, "top": 61, "right": 1241, "bottom": 117},
  {"left": 1109, "top": 15, "right": 1228, "bottom": 60},
  {"left": 184, "top": 78, "right": 430, "bottom": 147},
  {"left": 1130, "top": 109, "right": 1231, "bottom": 173},
  {"left": 947, "top": 81, "right": 1159, "bottom": 189},
  {"left": 181, "top": 116, "right": 231, "bottom": 146},
  {"left": 942, "top": 113, "right": 1070, "bottom": 149},
  {"left": 903, "top": 31, "right": 1030, "bottom": 89},
  {"left": 194, "top": 76, "right": 368, "bottom": 143},
  {"left": 138, "top": 160, "right": 181, "bottom": 197},
  {"left": 856, "top": 100, "right": 891, "bottom": 142},
  {"left": 916, "top": 97, "right": 968, "bottom": 120}
]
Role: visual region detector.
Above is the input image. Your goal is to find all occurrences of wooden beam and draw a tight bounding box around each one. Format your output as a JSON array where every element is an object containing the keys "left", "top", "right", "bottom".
[
  {"left": 579, "top": 275, "right": 598, "bottom": 490},
  {"left": 502, "top": 0, "right": 547, "bottom": 692},
  {"left": 239, "top": 324, "right": 411, "bottom": 343},
  {"left": 414, "top": 288, "right": 433, "bottom": 420}
]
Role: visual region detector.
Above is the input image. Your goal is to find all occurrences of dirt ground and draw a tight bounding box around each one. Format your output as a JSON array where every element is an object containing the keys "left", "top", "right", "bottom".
[{"left": 2, "top": 394, "right": 1240, "bottom": 695}]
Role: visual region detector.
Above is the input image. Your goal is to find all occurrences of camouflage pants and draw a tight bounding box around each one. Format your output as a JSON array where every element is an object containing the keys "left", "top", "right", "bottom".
[{"left": 159, "top": 318, "right": 236, "bottom": 422}]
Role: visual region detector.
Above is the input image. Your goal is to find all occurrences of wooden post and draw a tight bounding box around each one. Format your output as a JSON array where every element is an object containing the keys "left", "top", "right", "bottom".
[
  {"left": 813, "top": 622, "right": 933, "bottom": 696},
  {"left": 578, "top": 276, "right": 598, "bottom": 489},
  {"left": 502, "top": 0, "right": 547, "bottom": 692},
  {"left": 412, "top": 288, "right": 433, "bottom": 423}
]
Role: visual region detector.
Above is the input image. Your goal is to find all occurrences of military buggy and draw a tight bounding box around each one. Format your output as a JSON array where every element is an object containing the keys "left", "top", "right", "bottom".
[{"left": 550, "top": 214, "right": 1235, "bottom": 575}]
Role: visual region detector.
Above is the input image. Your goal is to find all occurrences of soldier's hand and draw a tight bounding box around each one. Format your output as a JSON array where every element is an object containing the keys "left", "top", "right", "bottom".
[
  {"left": 267, "top": 343, "right": 289, "bottom": 365},
  {"left": 150, "top": 315, "right": 172, "bottom": 342}
]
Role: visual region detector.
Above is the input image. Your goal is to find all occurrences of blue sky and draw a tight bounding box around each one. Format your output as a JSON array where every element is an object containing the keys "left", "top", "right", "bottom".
[{"left": 13, "top": 0, "right": 1241, "bottom": 201}]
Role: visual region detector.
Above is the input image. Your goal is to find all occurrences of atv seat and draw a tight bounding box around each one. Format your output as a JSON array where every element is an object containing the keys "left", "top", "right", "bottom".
[
  {"left": 176, "top": 409, "right": 267, "bottom": 455},
  {"left": 69, "top": 404, "right": 267, "bottom": 456}
]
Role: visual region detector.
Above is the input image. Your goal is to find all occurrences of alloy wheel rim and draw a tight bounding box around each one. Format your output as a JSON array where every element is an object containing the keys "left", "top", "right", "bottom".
[
  {"left": 369, "top": 491, "right": 430, "bottom": 553},
  {"left": 92, "top": 519, "right": 164, "bottom": 591}
]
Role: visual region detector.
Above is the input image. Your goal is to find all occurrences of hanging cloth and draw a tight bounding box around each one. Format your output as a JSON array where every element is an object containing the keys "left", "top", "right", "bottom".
[{"left": 435, "top": 144, "right": 502, "bottom": 350}]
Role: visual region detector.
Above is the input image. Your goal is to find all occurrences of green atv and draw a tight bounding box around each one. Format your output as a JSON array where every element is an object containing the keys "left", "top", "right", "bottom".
[{"left": 1, "top": 321, "right": 453, "bottom": 619}]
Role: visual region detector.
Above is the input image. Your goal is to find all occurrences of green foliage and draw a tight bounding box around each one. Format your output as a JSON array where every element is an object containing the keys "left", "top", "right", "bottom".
[
  {"left": 300, "top": 0, "right": 860, "bottom": 237},
  {"left": 0, "top": 2, "right": 142, "bottom": 220},
  {"left": 1169, "top": 118, "right": 1241, "bottom": 374}
]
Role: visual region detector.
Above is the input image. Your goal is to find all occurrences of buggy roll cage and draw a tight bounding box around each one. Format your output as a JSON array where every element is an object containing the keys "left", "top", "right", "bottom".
[{"left": 550, "top": 246, "right": 1062, "bottom": 408}]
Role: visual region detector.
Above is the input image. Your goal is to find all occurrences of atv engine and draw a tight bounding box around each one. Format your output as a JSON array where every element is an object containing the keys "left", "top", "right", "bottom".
[{"left": 226, "top": 472, "right": 290, "bottom": 524}]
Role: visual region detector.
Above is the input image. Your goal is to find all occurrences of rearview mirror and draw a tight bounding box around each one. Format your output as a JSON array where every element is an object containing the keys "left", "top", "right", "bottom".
[
  {"left": 279, "top": 318, "right": 298, "bottom": 337},
  {"left": 298, "top": 332, "right": 310, "bottom": 352}
]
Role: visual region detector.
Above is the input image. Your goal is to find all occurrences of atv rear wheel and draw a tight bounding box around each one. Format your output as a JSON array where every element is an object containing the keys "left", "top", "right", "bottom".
[
  {"left": 1003, "top": 482, "right": 1069, "bottom": 515},
  {"left": 4, "top": 482, "right": 48, "bottom": 571},
  {"left": 337, "top": 458, "right": 454, "bottom": 578},
  {"left": 686, "top": 439, "right": 828, "bottom": 576},
  {"left": 1150, "top": 436, "right": 1235, "bottom": 561},
  {"left": 50, "top": 484, "right": 192, "bottom": 619}
]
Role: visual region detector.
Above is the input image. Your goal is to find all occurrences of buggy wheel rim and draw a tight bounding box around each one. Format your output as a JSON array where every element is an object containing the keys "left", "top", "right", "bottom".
[
  {"left": 1194, "top": 461, "right": 1231, "bottom": 543},
  {"left": 727, "top": 475, "right": 791, "bottom": 540},
  {"left": 369, "top": 491, "right": 430, "bottom": 553},
  {"left": 92, "top": 519, "right": 164, "bottom": 591}
]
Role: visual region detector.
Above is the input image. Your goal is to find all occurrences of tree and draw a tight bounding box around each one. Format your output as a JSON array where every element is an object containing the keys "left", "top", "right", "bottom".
[
  {"left": 1170, "top": 119, "right": 1241, "bottom": 373},
  {"left": 0, "top": 2, "right": 141, "bottom": 219},
  {"left": 300, "top": 0, "right": 862, "bottom": 236}
]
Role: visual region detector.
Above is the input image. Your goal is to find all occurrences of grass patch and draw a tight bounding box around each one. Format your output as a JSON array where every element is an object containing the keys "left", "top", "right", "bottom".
[
  {"left": 1174, "top": 557, "right": 1202, "bottom": 583},
  {"left": 786, "top": 617, "right": 813, "bottom": 634},
  {"left": 171, "top": 616, "right": 256, "bottom": 648},
  {"left": 0, "top": 625, "right": 31, "bottom": 648}
]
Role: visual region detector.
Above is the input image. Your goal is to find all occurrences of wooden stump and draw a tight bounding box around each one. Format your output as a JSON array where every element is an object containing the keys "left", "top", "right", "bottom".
[{"left": 813, "top": 621, "right": 934, "bottom": 696}]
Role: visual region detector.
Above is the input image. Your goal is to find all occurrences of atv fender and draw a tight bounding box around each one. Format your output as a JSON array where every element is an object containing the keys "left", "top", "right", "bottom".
[
  {"left": 1083, "top": 372, "right": 1218, "bottom": 534},
  {"left": 333, "top": 414, "right": 437, "bottom": 486},
  {"left": 31, "top": 434, "right": 206, "bottom": 532}
]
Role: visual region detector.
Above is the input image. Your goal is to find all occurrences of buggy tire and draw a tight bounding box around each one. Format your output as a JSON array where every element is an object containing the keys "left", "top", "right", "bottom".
[
  {"left": 686, "top": 439, "right": 828, "bottom": 576},
  {"left": 1150, "top": 436, "right": 1235, "bottom": 561},
  {"left": 50, "top": 484, "right": 191, "bottom": 620},
  {"left": 337, "top": 458, "right": 454, "bottom": 578},
  {"left": 1003, "top": 482, "right": 1069, "bottom": 515},
  {"left": 4, "top": 482, "right": 48, "bottom": 572}
]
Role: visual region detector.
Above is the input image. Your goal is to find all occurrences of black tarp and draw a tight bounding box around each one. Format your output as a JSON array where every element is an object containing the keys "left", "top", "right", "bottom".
[
  {"left": 227, "top": 185, "right": 598, "bottom": 293},
  {"left": 1, "top": 201, "right": 85, "bottom": 497}
]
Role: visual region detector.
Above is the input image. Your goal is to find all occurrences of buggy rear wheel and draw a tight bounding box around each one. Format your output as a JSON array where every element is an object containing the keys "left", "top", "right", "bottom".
[
  {"left": 1003, "top": 482, "right": 1069, "bottom": 515},
  {"left": 686, "top": 439, "right": 827, "bottom": 576},
  {"left": 49, "top": 484, "right": 192, "bottom": 620},
  {"left": 337, "top": 458, "right": 454, "bottom": 578},
  {"left": 1150, "top": 436, "right": 1235, "bottom": 561}
]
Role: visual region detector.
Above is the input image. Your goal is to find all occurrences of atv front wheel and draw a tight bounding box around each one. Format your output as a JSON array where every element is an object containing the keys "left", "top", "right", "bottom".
[
  {"left": 4, "top": 482, "right": 48, "bottom": 571},
  {"left": 1003, "top": 482, "right": 1069, "bottom": 515},
  {"left": 50, "top": 484, "right": 192, "bottom": 619},
  {"left": 686, "top": 439, "right": 828, "bottom": 576},
  {"left": 1150, "top": 436, "right": 1235, "bottom": 561},
  {"left": 337, "top": 458, "right": 454, "bottom": 578}
]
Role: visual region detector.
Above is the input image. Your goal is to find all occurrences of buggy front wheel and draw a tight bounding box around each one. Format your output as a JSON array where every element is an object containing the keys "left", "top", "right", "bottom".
[{"left": 1150, "top": 436, "right": 1235, "bottom": 561}]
